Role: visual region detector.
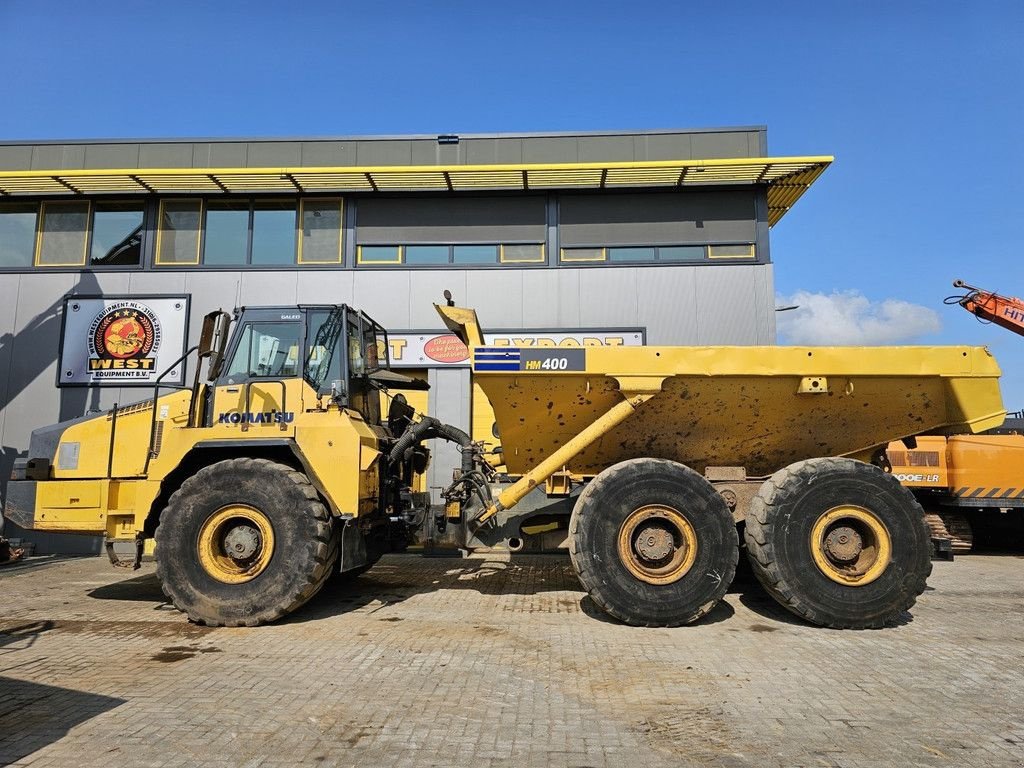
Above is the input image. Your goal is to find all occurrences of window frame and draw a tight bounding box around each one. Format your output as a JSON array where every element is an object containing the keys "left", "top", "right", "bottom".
[
  {"left": 355, "top": 242, "right": 546, "bottom": 267},
  {"left": 297, "top": 198, "right": 345, "bottom": 265},
  {"left": 559, "top": 243, "right": 757, "bottom": 265},
  {"left": 0, "top": 201, "right": 42, "bottom": 270},
  {"left": 155, "top": 198, "right": 203, "bottom": 266},
  {"left": 87, "top": 200, "right": 146, "bottom": 268},
  {"left": 35, "top": 200, "right": 91, "bottom": 268}
]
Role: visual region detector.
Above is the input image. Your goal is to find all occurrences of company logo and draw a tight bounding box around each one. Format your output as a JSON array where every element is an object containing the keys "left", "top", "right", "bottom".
[
  {"left": 423, "top": 335, "right": 470, "bottom": 364},
  {"left": 87, "top": 301, "right": 162, "bottom": 378},
  {"left": 218, "top": 411, "right": 296, "bottom": 425},
  {"left": 893, "top": 473, "right": 941, "bottom": 483}
]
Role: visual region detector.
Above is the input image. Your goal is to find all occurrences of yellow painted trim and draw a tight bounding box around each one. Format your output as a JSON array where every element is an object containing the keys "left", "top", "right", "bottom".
[
  {"left": 708, "top": 244, "right": 756, "bottom": 259},
  {"left": 356, "top": 244, "right": 403, "bottom": 265},
  {"left": 297, "top": 197, "right": 344, "bottom": 265},
  {"left": 0, "top": 156, "right": 833, "bottom": 180},
  {"left": 35, "top": 200, "right": 90, "bottom": 267},
  {"left": 155, "top": 199, "right": 202, "bottom": 266},
  {"left": 499, "top": 243, "right": 546, "bottom": 264},
  {"left": 560, "top": 247, "right": 606, "bottom": 263}
]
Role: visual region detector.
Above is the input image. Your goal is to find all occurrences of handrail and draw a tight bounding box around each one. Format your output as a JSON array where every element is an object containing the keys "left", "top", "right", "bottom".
[{"left": 143, "top": 344, "right": 198, "bottom": 475}]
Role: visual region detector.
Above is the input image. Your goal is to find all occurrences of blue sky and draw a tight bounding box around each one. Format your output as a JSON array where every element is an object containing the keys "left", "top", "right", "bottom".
[{"left": 1, "top": 1, "right": 1021, "bottom": 405}]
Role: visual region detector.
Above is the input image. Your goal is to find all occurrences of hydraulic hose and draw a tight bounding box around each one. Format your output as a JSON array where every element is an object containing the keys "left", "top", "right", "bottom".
[{"left": 388, "top": 416, "right": 474, "bottom": 474}]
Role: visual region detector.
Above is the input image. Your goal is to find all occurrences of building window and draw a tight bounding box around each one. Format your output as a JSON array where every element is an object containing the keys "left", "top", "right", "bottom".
[
  {"left": 708, "top": 244, "right": 755, "bottom": 259},
  {"left": 357, "top": 245, "right": 402, "bottom": 264},
  {"left": 356, "top": 243, "right": 543, "bottom": 266},
  {"left": 560, "top": 244, "right": 754, "bottom": 264},
  {"left": 298, "top": 199, "right": 343, "bottom": 264},
  {"left": 560, "top": 247, "right": 607, "bottom": 263},
  {"left": 156, "top": 200, "right": 202, "bottom": 265},
  {"left": 36, "top": 201, "right": 90, "bottom": 267},
  {"left": 500, "top": 244, "right": 545, "bottom": 263},
  {"left": 659, "top": 246, "right": 705, "bottom": 262},
  {"left": 453, "top": 245, "right": 498, "bottom": 264},
  {"left": 405, "top": 245, "right": 449, "bottom": 265},
  {"left": 608, "top": 247, "right": 657, "bottom": 262},
  {"left": 251, "top": 200, "right": 297, "bottom": 266},
  {"left": 0, "top": 203, "right": 38, "bottom": 268},
  {"left": 204, "top": 200, "right": 250, "bottom": 266},
  {"left": 90, "top": 203, "right": 144, "bottom": 266}
]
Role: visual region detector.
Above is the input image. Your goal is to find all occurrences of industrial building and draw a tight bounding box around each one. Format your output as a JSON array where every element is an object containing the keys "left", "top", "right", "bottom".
[{"left": 0, "top": 127, "right": 830, "bottom": 551}]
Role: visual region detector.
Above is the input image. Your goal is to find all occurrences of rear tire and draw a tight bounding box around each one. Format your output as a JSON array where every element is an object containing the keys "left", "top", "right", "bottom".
[
  {"left": 744, "top": 457, "right": 932, "bottom": 628},
  {"left": 155, "top": 458, "right": 337, "bottom": 627},
  {"left": 569, "top": 458, "right": 738, "bottom": 627}
]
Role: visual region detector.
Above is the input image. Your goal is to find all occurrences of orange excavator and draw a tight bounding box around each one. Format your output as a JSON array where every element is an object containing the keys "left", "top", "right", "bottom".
[
  {"left": 887, "top": 280, "right": 1024, "bottom": 554},
  {"left": 949, "top": 279, "right": 1024, "bottom": 337}
]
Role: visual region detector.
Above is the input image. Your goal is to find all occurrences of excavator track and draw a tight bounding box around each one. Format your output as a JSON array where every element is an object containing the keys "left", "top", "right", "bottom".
[{"left": 926, "top": 512, "right": 974, "bottom": 554}]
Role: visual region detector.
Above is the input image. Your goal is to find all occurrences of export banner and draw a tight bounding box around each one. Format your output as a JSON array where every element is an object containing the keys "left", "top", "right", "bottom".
[
  {"left": 385, "top": 329, "right": 645, "bottom": 367},
  {"left": 58, "top": 295, "right": 190, "bottom": 387}
]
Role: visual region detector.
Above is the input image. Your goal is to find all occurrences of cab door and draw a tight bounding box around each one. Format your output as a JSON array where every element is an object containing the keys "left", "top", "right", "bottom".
[{"left": 211, "top": 316, "right": 304, "bottom": 432}]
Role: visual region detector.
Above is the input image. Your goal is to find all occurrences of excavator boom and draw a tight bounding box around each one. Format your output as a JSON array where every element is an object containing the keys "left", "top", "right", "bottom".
[{"left": 952, "top": 279, "right": 1024, "bottom": 337}]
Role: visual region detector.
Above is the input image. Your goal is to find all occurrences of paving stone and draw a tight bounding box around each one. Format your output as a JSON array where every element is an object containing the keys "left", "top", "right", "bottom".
[{"left": 0, "top": 554, "right": 1022, "bottom": 767}]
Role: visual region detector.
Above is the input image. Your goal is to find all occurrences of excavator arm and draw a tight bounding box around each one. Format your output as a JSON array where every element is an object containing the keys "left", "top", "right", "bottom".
[{"left": 951, "top": 279, "right": 1024, "bottom": 338}]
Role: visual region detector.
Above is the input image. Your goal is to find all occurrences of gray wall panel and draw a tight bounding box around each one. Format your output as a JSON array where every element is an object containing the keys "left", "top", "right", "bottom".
[
  {"left": 464, "top": 138, "right": 523, "bottom": 165},
  {"left": 0, "top": 275, "right": 22, "bottom": 439},
  {"left": 406, "top": 270, "right": 467, "bottom": 327},
  {"left": 240, "top": 271, "right": 298, "bottom": 307},
  {"left": 356, "top": 140, "right": 412, "bottom": 166},
  {"left": 578, "top": 268, "right": 639, "bottom": 327},
  {"left": 559, "top": 191, "right": 757, "bottom": 247},
  {"left": 0, "top": 145, "right": 33, "bottom": 170},
  {"left": 694, "top": 266, "right": 759, "bottom": 345},
  {"left": 192, "top": 142, "right": 248, "bottom": 167},
  {"left": 466, "top": 271, "right": 524, "bottom": 328},
  {"left": 426, "top": 367, "right": 470, "bottom": 502},
  {"left": 357, "top": 196, "right": 546, "bottom": 244},
  {"left": 4, "top": 273, "right": 75, "bottom": 451},
  {"left": 31, "top": 144, "right": 86, "bottom": 170},
  {"left": 300, "top": 141, "right": 351, "bottom": 167},
  {"left": 83, "top": 144, "right": 140, "bottom": 169},
  {"left": 691, "top": 132, "right": 751, "bottom": 159},
  {"left": 352, "top": 271, "right": 412, "bottom": 328},
  {"left": 578, "top": 135, "right": 635, "bottom": 162},
  {"left": 295, "top": 270, "right": 355, "bottom": 306},
  {"left": 519, "top": 268, "right": 563, "bottom": 328},
  {"left": 522, "top": 137, "right": 579, "bottom": 164},
  {"left": 139, "top": 143, "right": 195, "bottom": 168},
  {"left": 128, "top": 271, "right": 188, "bottom": 295},
  {"left": 635, "top": 133, "right": 692, "bottom": 161},
  {"left": 553, "top": 269, "right": 582, "bottom": 328},
  {"left": 246, "top": 143, "right": 303, "bottom": 167},
  {"left": 635, "top": 267, "right": 699, "bottom": 344}
]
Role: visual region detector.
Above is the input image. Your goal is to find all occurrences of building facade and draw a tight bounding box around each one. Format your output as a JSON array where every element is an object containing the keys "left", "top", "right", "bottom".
[{"left": 0, "top": 127, "right": 829, "bottom": 551}]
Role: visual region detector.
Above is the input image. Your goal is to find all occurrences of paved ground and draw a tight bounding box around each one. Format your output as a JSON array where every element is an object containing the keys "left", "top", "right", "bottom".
[{"left": 0, "top": 553, "right": 1022, "bottom": 768}]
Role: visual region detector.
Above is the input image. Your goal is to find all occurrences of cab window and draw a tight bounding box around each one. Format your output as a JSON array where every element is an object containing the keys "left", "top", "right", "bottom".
[
  {"left": 224, "top": 322, "right": 302, "bottom": 382},
  {"left": 305, "top": 309, "right": 344, "bottom": 393}
]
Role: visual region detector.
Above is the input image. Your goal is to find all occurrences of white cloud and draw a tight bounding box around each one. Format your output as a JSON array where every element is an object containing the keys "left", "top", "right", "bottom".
[{"left": 776, "top": 290, "right": 942, "bottom": 345}]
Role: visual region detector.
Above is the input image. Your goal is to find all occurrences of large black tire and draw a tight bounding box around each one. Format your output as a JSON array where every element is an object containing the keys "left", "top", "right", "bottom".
[
  {"left": 155, "top": 458, "right": 337, "bottom": 627},
  {"left": 569, "top": 458, "right": 738, "bottom": 627},
  {"left": 744, "top": 457, "right": 932, "bottom": 629}
]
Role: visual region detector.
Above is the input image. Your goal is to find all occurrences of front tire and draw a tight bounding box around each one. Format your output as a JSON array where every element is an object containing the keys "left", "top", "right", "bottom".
[
  {"left": 155, "top": 458, "right": 337, "bottom": 627},
  {"left": 744, "top": 457, "right": 932, "bottom": 628},
  {"left": 569, "top": 458, "right": 738, "bottom": 627}
]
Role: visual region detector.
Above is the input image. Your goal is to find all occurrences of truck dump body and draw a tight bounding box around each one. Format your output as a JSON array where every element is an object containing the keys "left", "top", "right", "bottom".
[{"left": 473, "top": 345, "right": 1006, "bottom": 478}]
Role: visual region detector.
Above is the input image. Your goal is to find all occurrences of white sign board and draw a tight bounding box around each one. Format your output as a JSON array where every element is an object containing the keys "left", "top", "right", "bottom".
[
  {"left": 59, "top": 296, "right": 190, "bottom": 387},
  {"left": 386, "top": 329, "right": 645, "bottom": 367}
]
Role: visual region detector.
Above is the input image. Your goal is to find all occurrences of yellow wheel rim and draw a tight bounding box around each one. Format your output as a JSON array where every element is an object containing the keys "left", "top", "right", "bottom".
[
  {"left": 617, "top": 505, "right": 698, "bottom": 585},
  {"left": 810, "top": 505, "right": 891, "bottom": 586},
  {"left": 197, "top": 504, "right": 275, "bottom": 584}
]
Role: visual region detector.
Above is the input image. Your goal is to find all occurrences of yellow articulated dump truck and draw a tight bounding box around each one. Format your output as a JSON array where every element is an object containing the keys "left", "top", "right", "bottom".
[{"left": 5, "top": 296, "right": 1006, "bottom": 629}]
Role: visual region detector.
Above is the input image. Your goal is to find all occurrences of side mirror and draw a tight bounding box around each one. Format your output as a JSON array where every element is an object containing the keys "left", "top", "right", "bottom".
[{"left": 199, "top": 310, "right": 232, "bottom": 381}]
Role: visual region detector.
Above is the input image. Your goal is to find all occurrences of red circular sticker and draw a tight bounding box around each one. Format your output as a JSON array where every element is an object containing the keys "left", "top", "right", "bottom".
[
  {"left": 93, "top": 309, "right": 155, "bottom": 360},
  {"left": 423, "top": 335, "right": 469, "bottom": 364}
]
